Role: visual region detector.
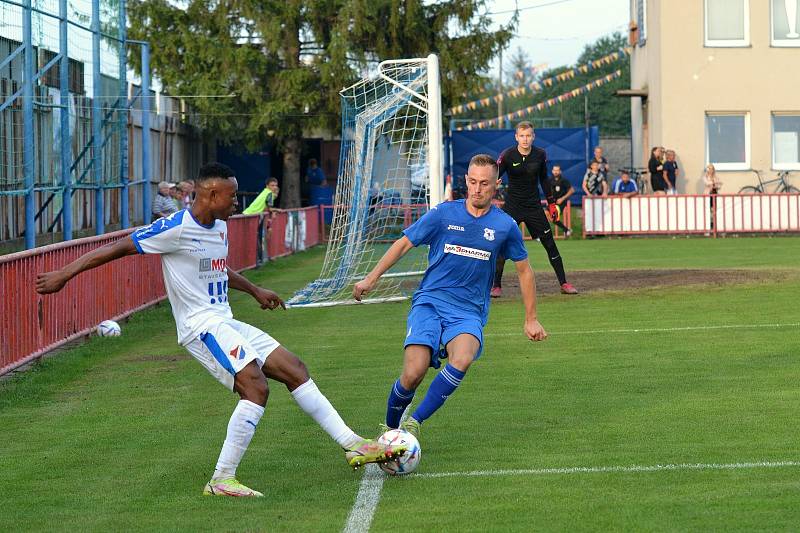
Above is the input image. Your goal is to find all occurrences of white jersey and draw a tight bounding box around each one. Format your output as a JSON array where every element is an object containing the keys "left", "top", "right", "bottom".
[{"left": 131, "top": 209, "right": 234, "bottom": 345}]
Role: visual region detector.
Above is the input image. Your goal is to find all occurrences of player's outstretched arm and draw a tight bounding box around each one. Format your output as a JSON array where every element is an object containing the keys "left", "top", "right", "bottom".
[
  {"left": 514, "top": 259, "right": 547, "bottom": 341},
  {"left": 36, "top": 237, "right": 139, "bottom": 294},
  {"left": 353, "top": 236, "right": 414, "bottom": 301},
  {"left": 227, "top": 269, "right": 285, "bottom": 310}
]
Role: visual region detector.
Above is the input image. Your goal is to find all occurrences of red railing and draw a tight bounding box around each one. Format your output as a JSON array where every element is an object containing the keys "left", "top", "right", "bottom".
[
  {"left": 2, "top": 214, "right": 261, "bottom": 376},
  {"left": 265, "top": 206, "right": 322, "bottom": 258},
  {"left": 582, "top": 193, "right": 800, "bottom": 237}
]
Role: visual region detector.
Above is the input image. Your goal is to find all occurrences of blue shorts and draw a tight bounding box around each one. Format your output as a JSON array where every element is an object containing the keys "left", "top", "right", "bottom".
[{"left": 404, "top": 300, "right": 484, "bottom": 368}]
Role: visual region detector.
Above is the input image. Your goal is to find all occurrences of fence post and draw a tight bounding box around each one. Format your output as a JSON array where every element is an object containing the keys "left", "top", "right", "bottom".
[
  {"left": 119, "top": 0, "right": 129, "bottom": 229},
  {"left": 59, "top": 0, "right": 72, "bottom": 241},
  {"left": 141, "top": 42, "right": 151, "bottom": 224},
  {"left": 91, "top": 0, "right": 104, "bottom": 234},
  {"left": 23, "top": 0, "right": 35, "bottom": 249}
]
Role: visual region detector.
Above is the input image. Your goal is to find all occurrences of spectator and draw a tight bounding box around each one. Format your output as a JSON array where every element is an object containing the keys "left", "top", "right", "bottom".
[
  {"left": 702, "top": 163, "right": 722, "bottom": 194},
  {"left": 549, "top": 164, "right": 574, "bottom": 237},
  {"left": 169, "top": 183, "right": 183, "bottom": 209},
  {"left": 648, "top": 146, "right": 669, "bottom": 195},
  {"left": 612, "top": 170, "right": 639, "bottom": 197},
  {"left": 178, "top": 180, "right": 194, "bottom": 208},
  {"left": 592, "top": 146, "right": 610, "bottom": 180},
  {"left": 582, "top": 161, "right": 608, "bottom": 197},
  {"left": 243, "top": 178, "right": 280, "bottom": 215},
  {"left": 152, "top": 181, "right": 178, "bottom": 220},
  {"left": 305, "top": 158, "right": 327, "bottom": 187},
  {"left": 663, "top": 150, "right": 679, "bottom": 193}
]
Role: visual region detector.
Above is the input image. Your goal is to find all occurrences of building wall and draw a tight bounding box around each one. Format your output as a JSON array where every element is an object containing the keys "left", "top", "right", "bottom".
[{"left": 632, "top": 0, "right": 800, "bottom": 193}]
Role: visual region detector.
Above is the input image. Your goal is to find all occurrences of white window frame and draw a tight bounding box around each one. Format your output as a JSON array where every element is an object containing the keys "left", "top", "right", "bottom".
[
  {"left": 705, "top": 112, "right": 750, "bottom": 171},
  {"left": 704, "top": 0, "right": 750, "bottom": 47},
  {"left": 771, "top": 0, "right": 800, "bottom": 47},
  {"left": 772, "top": 113, "right": 800, "bottom": 170}
]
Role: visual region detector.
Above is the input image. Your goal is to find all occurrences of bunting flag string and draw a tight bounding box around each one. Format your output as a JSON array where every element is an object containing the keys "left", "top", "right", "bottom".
[
  {"left": 449, "top": 47, "right": 631, "bottom": 116},
  {"left": 458, "top": 69, "right": 623, "bottom": 131}
]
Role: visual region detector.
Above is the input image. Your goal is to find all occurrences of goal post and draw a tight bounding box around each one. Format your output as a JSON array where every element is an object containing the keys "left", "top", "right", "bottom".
[{"left": 287, "top": 55, "right": 443, "bottom": 308}]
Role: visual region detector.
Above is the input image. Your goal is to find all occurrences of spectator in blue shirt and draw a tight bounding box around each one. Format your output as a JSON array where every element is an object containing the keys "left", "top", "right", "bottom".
[
  {"left": 305, "top": 159, "right": 327, "bottom": 187},
  {"left": 612, "top": 171, "right": 639, "bottom": 198}
]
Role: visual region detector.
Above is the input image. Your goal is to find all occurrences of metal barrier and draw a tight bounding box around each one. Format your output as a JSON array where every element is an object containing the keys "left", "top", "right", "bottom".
[
  {"left": 583, "top": 193, "right": 800, "bottom": 236},
  {"left": 1, "top": 214, "right": 260, "bottom": 376}
]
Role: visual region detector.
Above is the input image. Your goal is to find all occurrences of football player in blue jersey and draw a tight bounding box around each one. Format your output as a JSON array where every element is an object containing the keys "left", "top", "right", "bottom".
[{"left": 353, "top": 154, "right": 548, "bottom": 439}]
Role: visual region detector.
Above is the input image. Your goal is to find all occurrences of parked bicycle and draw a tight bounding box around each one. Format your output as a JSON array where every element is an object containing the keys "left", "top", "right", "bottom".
[
  {"left": 739, "top": 170, "right": 799, "bottom": 194},
  {"left": 617, "top": 167, "right": 650, "bottom": 194}
]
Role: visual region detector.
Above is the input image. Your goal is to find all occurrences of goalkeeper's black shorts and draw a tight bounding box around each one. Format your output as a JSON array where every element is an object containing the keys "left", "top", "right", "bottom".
[{"left": 502, "top": 202, "right": 551, "bottom": 239}]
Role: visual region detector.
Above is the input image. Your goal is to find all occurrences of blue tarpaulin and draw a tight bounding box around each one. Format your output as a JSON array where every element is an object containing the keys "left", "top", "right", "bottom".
[{"left": 449, "top": 127, "right": 600, "bottom": 205}]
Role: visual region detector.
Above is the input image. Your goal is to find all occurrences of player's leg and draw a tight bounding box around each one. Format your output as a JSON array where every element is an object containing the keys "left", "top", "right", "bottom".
[
  {"left": 186, "top": 323, "right": 268, "bottom": 497},
  {"left": 261, "top": 344, "right": 406, "bottom": 467},
  {"left": 409, "top": 332, "right": 480, "bottom": 429},
  {"left": 525, "top": 208, "right": 577, "bottom": 292},
  {"left": 385, "top": 345, "right": 430, "bottom": 428},
  {"left": 386, "top": 303, "right": 442, "bottom": 428}
]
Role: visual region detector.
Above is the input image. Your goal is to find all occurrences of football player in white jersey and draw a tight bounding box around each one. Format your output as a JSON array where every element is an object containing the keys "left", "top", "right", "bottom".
[{"left": 36, "top": 163, "right": 406, "bottom": 498}]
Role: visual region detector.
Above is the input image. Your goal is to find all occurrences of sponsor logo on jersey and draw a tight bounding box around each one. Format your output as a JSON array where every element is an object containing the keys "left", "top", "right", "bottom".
[
  {"left": 512, "top": 162, "right": 522, "bottom": 167},
  {"left": 229, "top": 345, "right": 246, "bottom": 360},
  {"left": 443, "top": 243, "right": 491, "bottom": 261},
  {"left": 483, "top": 228, "right": 495, "bottom": 241},
  {"left": 200, "top": 257, "right": 227, "bottom": 272},
  {"left": 447, "top": 224, "right": 465, "bottom": 232}
]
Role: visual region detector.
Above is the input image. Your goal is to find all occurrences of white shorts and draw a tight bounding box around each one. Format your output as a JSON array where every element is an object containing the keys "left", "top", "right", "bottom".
[{"left": 184, "top": 318, "right": 280, "bottom": 390}]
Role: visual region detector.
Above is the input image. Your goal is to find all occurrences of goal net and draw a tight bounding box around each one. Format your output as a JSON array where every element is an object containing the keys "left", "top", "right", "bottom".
[{"left": 287, "top": 55, "right": 443, "bottom": 308}]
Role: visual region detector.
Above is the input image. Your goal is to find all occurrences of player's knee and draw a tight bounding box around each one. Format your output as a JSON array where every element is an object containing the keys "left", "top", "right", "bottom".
[
  {"left": 283, "top": 355, "right": 310, "bottom": 390},
  {"left": 400, "top": 367, "right": 426, "bottom": 390},
  {"left": 447, "top": 352, "right": 474, "bottom": 373},
  {"left": 235, "top": 363, "right": 269, "bottom": 406}
]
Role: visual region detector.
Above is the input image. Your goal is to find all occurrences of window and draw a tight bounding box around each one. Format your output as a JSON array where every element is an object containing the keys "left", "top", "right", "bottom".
[
  {"left": 772, "top": 114, "right": 800, "bottom": 169},
  {"left": 706, "top": 113, "right": 750, "bottom": 170},
  {"left": 772, "top": 0, "right": 800, "bottom": 46},
  {"left": 705, "top": 0, "right": 750, "bottom": 47}
]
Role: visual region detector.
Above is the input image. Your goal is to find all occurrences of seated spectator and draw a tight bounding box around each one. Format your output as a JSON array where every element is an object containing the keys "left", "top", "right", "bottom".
[
  {"left": 152, "top": 181, "right": 178, "bottom": 220},
  {"left": 663, "top": 150, "right": 679, "bottom": 193},
  {"left": 582, "top": 161, "right": 607, "bottom": 197},
  {"left": 549, "top": 164, "right": 574, "bottom": 237},
  {"left": 612, "top": 171, "right": 639, "bottom": 197},
  {"left": 243, "top": 178, "right": 280, "bottom": 215},
  {"left": 592, "top": 146, "right": 610, "bottom": 180},
  {"left": 305, "top": 158, "right": 327, "bottom": 187}
]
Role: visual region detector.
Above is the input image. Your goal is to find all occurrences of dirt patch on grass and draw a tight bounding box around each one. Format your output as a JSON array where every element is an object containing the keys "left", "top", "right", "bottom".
[{"left": 498, "top": 269, "right": 795, "bottom": 297}]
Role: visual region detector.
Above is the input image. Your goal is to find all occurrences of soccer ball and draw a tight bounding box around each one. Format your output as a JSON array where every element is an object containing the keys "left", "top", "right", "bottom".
[
  {"left": 378, "top": 429, "right": 421, "bottom": 475},
  {"left": 97, "top": 320, "right": 121, "bottom": 337}
]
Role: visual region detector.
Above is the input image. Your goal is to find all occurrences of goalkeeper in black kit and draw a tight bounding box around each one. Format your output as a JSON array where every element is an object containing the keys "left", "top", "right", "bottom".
[{"left": 492, "top": 121, "right": 578, "bottom": 296}]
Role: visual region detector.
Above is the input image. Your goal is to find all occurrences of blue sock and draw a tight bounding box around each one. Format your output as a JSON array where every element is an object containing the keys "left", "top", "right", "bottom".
[
  {"left": 411, "top": 364, "right": 466, "bottom": 424},
  {"left": 386, "top": 379, "right": 415, "bottom": 428}
]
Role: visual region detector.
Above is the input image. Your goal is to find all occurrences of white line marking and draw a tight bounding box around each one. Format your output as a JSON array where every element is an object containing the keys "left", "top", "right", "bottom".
[
  {"left": 485, "top": 322, "right": 800, "bottom": 337},
  {"left": 343, "top": 464, "right": 385, "bottom": 533},
  {"left": 415, "top": 460, "right": 800, "bottom": 480}
]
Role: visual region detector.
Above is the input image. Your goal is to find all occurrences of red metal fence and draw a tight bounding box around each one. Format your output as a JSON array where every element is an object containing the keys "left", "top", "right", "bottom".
[
  {"left": 583, "top": 193, "right": 800, "bottom": 237},
  {"left": 1, "top": 211, "right": 293, "bottom": 376}
]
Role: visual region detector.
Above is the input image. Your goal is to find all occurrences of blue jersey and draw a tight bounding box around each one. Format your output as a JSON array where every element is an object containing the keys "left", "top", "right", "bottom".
[
  {"left": 612, "top": 178, "right": 638, "bottom": 194},
  {"left": 403, "top": 200, "right": 527, "bottom": 322}
]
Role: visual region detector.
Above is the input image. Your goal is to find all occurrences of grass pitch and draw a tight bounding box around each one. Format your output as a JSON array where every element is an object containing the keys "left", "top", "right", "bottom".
[{"left": 2, "top": 237, "right": 800, "bottom": 531}]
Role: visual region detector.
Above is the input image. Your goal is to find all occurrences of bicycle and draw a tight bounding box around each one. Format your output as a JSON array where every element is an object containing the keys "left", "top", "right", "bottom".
[
  {"left": 617, "top": 167, "right": 650, "bottom": 194},
  {"left": 739, "top": 170, "right": 800, "bottom": 194}
]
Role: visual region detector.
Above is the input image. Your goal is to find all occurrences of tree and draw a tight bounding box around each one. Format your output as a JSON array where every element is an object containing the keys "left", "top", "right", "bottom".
[{"left": 128, "top": 0, "right": 513, "bottom": 207}]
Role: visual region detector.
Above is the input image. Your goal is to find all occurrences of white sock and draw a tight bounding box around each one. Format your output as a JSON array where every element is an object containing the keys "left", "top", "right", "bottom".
[
  {"left": 291, "top": 379, "right": 360, "bottom": 449},
  {"left": 212, "top": 399, "right": 265, "bottom": 480}
]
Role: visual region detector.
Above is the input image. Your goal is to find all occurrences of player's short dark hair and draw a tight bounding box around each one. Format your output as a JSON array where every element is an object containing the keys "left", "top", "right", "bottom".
[
  {"left": 266, "top": 177, "right": 278, "bottom": 185},
  {"left": 516, "top": 121, "right": 534, "bottom": 132},
  {"left": 468, "top": 154, "right": 498, "bottom": 178},
  {"left": 197, "top": 162, "right": 236, "bottom": 184}
]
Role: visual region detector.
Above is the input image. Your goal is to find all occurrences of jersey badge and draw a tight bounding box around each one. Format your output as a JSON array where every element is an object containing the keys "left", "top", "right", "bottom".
[{"left": 483, "top": 228, "right": 495, "bottom": 241}]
